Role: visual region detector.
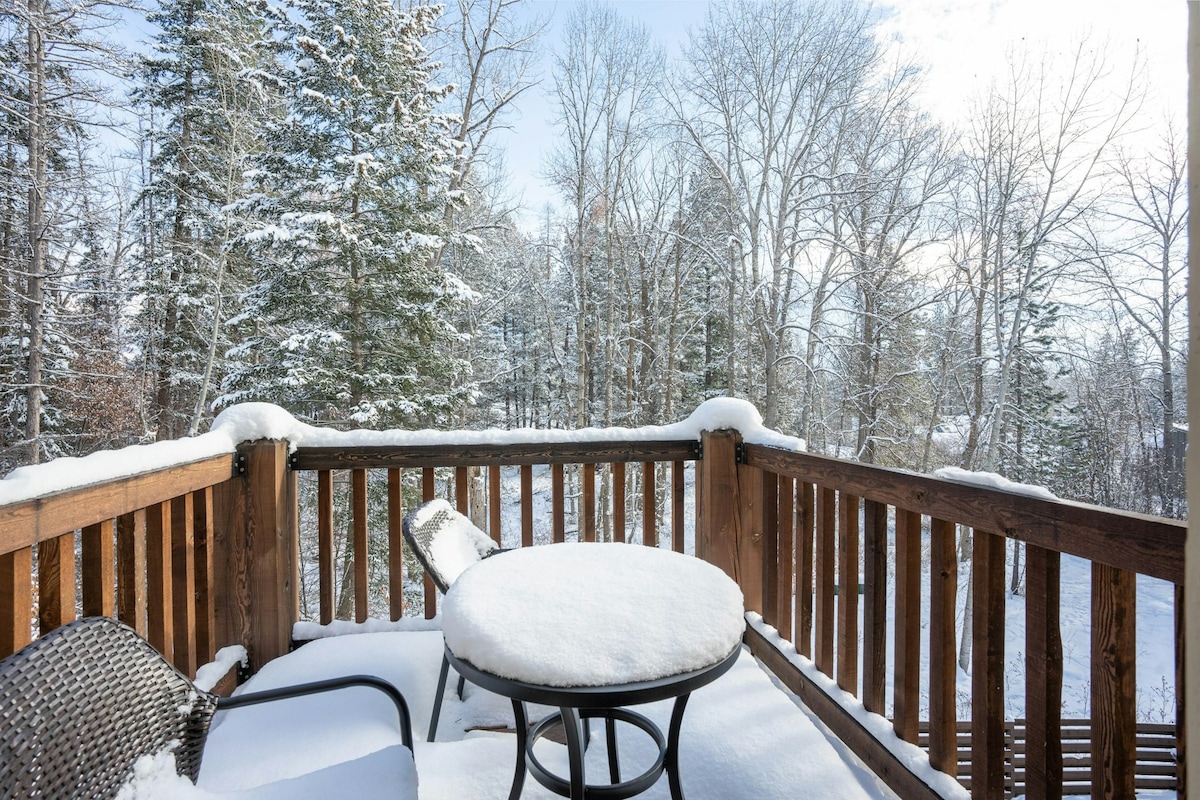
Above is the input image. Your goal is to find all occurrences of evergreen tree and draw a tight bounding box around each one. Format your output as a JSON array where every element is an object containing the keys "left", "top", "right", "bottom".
[
  {"left": 221, "top": 0, "right": 471, "bottom": 429},
  {"left": 135, "top": 0, "right": 281, "bottom": 439}
]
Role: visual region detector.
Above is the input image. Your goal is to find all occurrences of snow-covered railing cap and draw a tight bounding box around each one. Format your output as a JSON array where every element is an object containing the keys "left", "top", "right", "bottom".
[{"left": 0, "top": 398, "right": 804, "bottom": 506}]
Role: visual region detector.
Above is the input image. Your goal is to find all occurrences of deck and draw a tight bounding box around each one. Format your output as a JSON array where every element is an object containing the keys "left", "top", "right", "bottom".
[{"left": 196, "top": 628, "right": 895, "bottom": 799}]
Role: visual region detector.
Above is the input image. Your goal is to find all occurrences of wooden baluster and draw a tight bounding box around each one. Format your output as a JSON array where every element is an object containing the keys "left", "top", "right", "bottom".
[
  {"left": 894, "top": 509, "right": 921, "bottom": 743},
  {"left": 352, "top": 468, "right": 368, "bottom": 623},
  {"left": 972, "top": 529, "right": 1007, "bottom": 799},
  {"left": 612, "top": 462, "right": 626, "bottom": 543},
  {"left": 388, "top": 468, "right": 404, "bottom": 621},
  {"left": 489, "top": 465, "right": 503, "bottom": 546},
  {"left": 1175, "top": 584, "right": 1186, "bottom": 800},
  {"left": 520, "top": 465, "right": 533, "bottom": 547},
  {"left": 0, "top": 546, "right": 32, "bottom": 657},
  {"left": 455, "top": 466, "right": 469, "bottom": 514},
  {"left": 796, "top": 482, "right": 814, "bottom": 659},
  {"left": 117, "top": 510, "right": 147, "bottom": 636},
  {"left": 814, "top": 486, "right": 836, "bottom": 675},
  {"left": 422, "top": 468, "right": 435, "bottom": 619},
  {"left": 82, "top": 519, "right": 116, "bottom": 618},
  {"left": 582, "top": 463, "right": 596, "bottom": 542},
  {"left": 422, "top": 467, "right": 435, "bottom": 501},
  {"left": 837, "top": 493, "right": 859, "bottom": 695},
  {"left": 37, "top": 531, "right": 76, "bottom": 635},
  {"left": 170, "top": 492, "right": 197, "bottom": 676},
  {"left": 929, "top": 517, "right": 958, "bottom": 776},
  {"left": 552, "top": 464, "right": 565, "bottom": 543},
  {"left": 777, "top": 475, "right": 794, "bottom": 642},
  {"left": 861, "top": 500, "right": 887, "bottom": 714},
  {"left": 193, "top": 487, "right": 216, "bottom": 664},
  {"left": 672, "top": 460, "right": 685, "bottom": 554},
  {"left": 1091, "top": 562, "right": 1136, "bottom": 800},
  {"left": 145, "top": 501, "right": 174, "bottom": 661},
  {"left": 318, "top": 470, "right": 335, "bottom": 625},
  {"left": 1024, "top": 543, "right": 1061, "bottom": 798},
  {"left": 642, "top": 462, "right": 656, "bottom": 547},
  {"left": 761, "top": 473, "right": 779, "bottom": 629}
]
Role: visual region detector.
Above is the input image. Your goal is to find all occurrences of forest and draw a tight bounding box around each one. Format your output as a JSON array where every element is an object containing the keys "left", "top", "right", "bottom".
[{"left": 0, "top": 0, "right": 1187, "bottom": 520}]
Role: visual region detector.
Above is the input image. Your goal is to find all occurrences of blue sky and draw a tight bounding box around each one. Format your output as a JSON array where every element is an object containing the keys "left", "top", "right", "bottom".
[{"left": 491, "top": 0, "right": 1187, "bottom": 224}]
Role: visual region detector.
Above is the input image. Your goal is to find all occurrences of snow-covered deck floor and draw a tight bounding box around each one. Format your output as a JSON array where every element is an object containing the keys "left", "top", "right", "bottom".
[{"left": 195, "top": 629, "right": 896, "bottom": 799}]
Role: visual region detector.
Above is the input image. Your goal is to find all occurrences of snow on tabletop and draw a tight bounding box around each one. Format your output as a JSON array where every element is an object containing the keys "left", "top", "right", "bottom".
[
  {"left": 0, "top": 397, "right": 800, "bottom": 506},
  {"left": 442, "top": 542, "right": 745, "bottom": 687},
  {"left": 932, "top": 466, "right": 1058, "bottom": 500}
]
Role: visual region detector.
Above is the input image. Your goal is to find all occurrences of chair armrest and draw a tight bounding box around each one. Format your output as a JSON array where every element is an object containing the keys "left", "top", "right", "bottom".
[{"left": 215, "top": 674, "right": 414, "bottom": 750}]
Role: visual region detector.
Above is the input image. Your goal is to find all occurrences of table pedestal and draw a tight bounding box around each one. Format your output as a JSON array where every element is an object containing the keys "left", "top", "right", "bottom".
[
  {"left": 509, "top": 696, "right": 690, "bottom": 800},
  {"left": 446, "top": 646, "right": 738, "bottom": 800}
]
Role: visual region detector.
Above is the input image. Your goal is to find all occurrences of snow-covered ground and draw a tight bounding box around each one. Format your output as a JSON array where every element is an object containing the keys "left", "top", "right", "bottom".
[{"left": 120, "top": 629, "right": 898, "bottom": 799}]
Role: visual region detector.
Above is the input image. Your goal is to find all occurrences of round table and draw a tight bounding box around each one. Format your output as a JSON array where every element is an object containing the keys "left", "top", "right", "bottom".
[{"left": 441, "top": 542, "right": 745, "bottom": 800}]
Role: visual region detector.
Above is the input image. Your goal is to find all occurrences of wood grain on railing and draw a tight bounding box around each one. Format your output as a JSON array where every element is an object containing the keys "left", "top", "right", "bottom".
[
  {"left": 894, "top": 508, "right": 921, "bottom": 744},
  {"left": 861, "top": 499, "right": 887, "bottom": 715},
  {"left": 642, "top": 462, "right": 656, "bottom": 546},
  {"left": 742, "top": 444, "right": 1184, "bottom": 584},
  {"left": 613, "top": 462, "right": 626, "bottom": 542},
  {"left": 814, "top": 486, "right": 835, "bottom": 675},
  {"left": 928, "top": 516, "right": 958, "bottom": 776},
  {"left": 387, "top": 469, "right": 404, "bottom": 621},
  {"left": 170, "top": 491, "right": 197, "bottom": 677},
  {"left": 0, "top": 454, "right": 235, "bottom": 555},
  {"left": 352, "top": 469, "right": 368, "bottom": 623},
  {"left": 317, "top": 470, "right": 334, "bottom": 625},
  {"left": 745, "top": 441, "right": 1182, "bottom": 800},
  {"left": 837, "top": 493, "right": 859, "bottom": 695}
]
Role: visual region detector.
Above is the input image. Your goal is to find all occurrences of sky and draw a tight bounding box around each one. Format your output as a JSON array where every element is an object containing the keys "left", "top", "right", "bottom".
[{"left": 491, "top": 0, "right": 1189, "bottom": 226}]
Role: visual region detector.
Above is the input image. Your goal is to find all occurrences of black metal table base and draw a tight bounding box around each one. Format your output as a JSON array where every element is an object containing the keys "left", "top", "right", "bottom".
[
  {"left": 508, "top": 700, "right": 685, "bottom": 800},
  {"left": 445, "top": 646, "right": 739, "bottom": 800}
]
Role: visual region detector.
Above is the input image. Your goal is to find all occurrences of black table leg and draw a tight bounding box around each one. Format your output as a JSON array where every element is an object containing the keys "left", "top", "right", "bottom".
[
  {"left": 666, "top": 693, "right": 692, "bottom": 800},
  {"left": 605, "top": 712, "right": 621, "bottom": 784},
  {"left": 560, "top": 706, "right": 588, "bottom": 799},
  {"left": 429, "top": 653, "right": 451, "bottom": 742},
  {"left": 508, "top": 700, "right": 529, "bottom": 800}
]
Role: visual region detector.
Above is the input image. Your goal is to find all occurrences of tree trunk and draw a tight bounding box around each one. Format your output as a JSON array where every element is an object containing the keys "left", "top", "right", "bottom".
[{"left": 25, "top": 0, "right": 47, "bottom": 464}]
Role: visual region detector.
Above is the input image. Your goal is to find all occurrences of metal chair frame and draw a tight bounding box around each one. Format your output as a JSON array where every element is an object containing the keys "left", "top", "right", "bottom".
[{"left": 402, "top": 498, "right": 502, "bottom": 741}]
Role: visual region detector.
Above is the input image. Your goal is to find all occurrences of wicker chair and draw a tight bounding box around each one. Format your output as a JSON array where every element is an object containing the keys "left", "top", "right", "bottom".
[
  {"left": 403, "top": 498, "right": 501, "bottom": 741},
  {"left": 0, "top": 616, "right": 416, "bottom": 799}
]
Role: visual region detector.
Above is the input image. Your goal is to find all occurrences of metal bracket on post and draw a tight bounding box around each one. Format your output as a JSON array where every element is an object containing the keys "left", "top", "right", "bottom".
[
  {"left": 288, "top": 452, "right": 299, "bottom": 471},
  {"left": 696, "top": 440, "right": 704, "bottom": 460},
  {"left": 234, "top": 452, "right": 247, "bottom": 476},
  {"left": 735, "top": 442, "right": 746, "bottom": 464}
]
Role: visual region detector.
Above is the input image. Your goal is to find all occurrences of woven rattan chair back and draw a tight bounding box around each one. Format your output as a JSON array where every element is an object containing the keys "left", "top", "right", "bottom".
[
  {"left": 0, "top": 616, "right": 219, "bottom": 800},
  {"left": 402, "top": 498, "right": 499, "bottom": 594}
]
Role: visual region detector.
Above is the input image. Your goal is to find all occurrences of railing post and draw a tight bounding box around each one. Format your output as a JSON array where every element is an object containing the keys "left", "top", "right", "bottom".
[
  {"left": 697, "top": 429, "right": 762, "bottom": 615},
  {"left": 213, "top": 439, "right": 298, "bottom": 672}
]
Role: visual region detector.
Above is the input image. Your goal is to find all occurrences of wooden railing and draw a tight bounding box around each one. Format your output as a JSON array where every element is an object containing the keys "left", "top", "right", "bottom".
[
  {"left": 712, "top": 431, "right": 1187, "bottom": 800},
  {"left": 0, "top": 453, "right": 237, "bottom": 675},
  {"left": 0, "top": 410, "right": 1186, "bottom": 800},
  {"left": 288, "top": 439, "right": 699, "bottom": 622}
]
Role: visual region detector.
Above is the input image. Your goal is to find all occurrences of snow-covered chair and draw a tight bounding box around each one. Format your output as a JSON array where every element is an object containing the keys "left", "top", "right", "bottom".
[
  {"left": 402, "top": 498, "right": 501, "bottom": 741},
  {"left": 0, "top": 616, "right": 417, "bottom": 799}
]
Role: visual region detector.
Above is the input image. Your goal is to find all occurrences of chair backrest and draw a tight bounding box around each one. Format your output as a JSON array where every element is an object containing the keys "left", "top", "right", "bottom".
[
  {"left": 403, "top": 498, "right": 499, "bottom": 593},
  {"left": 0, "top": 616, "right": 219, "bottom": 800}
]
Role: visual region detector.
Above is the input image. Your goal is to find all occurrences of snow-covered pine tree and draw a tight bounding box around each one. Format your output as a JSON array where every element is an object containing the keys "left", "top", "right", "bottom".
[
  {"left": 134, "top": 0, "right": 282, "bottom": 440},
  {"left": 221, "top": 0, "right": 472, "bottom": 429}
]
